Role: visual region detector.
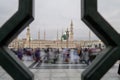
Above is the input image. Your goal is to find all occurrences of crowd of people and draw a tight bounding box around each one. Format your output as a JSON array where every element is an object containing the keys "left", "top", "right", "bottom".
[
  {"left": 61, "top": 48, "right": 102, "bottom": 65},
  {"left": 11, "top": 47, "right": 102, "bottom": 65}
]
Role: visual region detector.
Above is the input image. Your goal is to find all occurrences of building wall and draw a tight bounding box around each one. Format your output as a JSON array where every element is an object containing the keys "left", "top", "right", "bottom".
[{"left": 9, "top": 39, "right": 104, "bottom": 49}]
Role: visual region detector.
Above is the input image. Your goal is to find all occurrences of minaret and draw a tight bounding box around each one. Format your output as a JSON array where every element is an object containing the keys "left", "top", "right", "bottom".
[
  {"left": 14, "top": 36, "right": 18, "bottom": 49},
  {"left": 61, "top": 29, "right": 64, "bottom": 41},
  {"left": 56, "top": 29, "right": 59, "bottom": 48},
  {"left": 26, "top": 26, "right": 31, "bottom": 48},
  {"left": 57, "top": 29, "right": 59, "bottom": 41},
  {"left": 38, "top": 30, "right": 40, "bottom": 48},
  {"left": 89, "top": 30, "right": 91, "bottom": 41},
  {"left": 61, "top": 29, "right": 63, "bottom": 48},
  {"left": 89, "top": 29, "right": 91, "bottom": 46},
  {"left": 38, "top": 30, "right": 40, "bottom": 40},
  {"left": 44, "top": 29, "right": 46, "bottom": 40},
  {"left": 62, "top": 29, "right": 63, "bottom": 37},
  {"left": 69, "top": 20, "right": 74, "bottom": 41},
  {"left": 26, "top": 26, "right": 31, "bottom": 41}
]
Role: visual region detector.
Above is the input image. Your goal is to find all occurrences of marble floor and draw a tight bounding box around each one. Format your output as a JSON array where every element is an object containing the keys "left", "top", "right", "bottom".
[
  {"left": 29, "top": 63, "right": 120, "bottom": 80},
  {"left": 0, "top": 56, "right": 120, "bottom": 80},
  {"left": 0, "top": 60, "right": 120, "bottom": 80}
]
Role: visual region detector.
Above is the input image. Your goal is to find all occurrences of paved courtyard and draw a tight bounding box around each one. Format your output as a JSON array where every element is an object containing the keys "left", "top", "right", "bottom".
[{"left": 0, "top": 60, "right": 120, "bottom": 80}]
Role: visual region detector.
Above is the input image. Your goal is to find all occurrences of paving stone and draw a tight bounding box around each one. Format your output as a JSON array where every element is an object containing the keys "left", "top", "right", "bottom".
[
  {"left": 51, "top": 69, "right": 65, "bottom": 73},
  {"left": 37, "top": 69, "right": 51, "bottom": 73},
  {"left": 35, "top": 78, "right": 50, "bottom": 80},
  {"left": 35, "top": 73, "right": 50, "bottom": 78},
  {"left": 51, "top": 73, "right": 67, "bottom": 78},
  {"left": 51, "top": 77, "right": 69, "bottom": 80},
  {"left": 69, "top": 78, "right": 81, "bottom": 80},
  {"left": 67, "top": 73, "right": 81, "bottom": 78}
]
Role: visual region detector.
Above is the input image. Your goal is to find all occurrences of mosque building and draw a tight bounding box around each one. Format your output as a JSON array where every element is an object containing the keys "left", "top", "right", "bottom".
[{"left": 8, "top": 21, "right": 104, "bottom": 49}]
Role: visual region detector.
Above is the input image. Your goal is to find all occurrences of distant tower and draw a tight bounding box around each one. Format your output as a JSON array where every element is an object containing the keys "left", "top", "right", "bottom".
[
  {"left": 14, "top": 36, "right": 18, "bottom": 49},
  {"left": 38, "top": 30, "right": 40, "bottom": 40},
  {"left": 26, "top": 26, "right": 31, "bottom": 48},
  {"left": 57, "top": 29, "right": 59, "bottom": 41},
  {"left": 38, "top": 30, "right": 40, "bottom": 48},
  {"left": 89, "top": 30, "right": 91, "bottom": 41},
  {"left": 69, "top": 20, "right": 74, "bottom": 41},
  {"left": 44, "top": 30, "right": 46, "bottom": 40},
  {"left": 61, "top": 28, "right": 63, "bottom": 38},
  {"left": 61, "top": 29, "right": 63, "bottom": 48},
  {"left": 26, "top": 26, "right": 31, "bottom": 41}
]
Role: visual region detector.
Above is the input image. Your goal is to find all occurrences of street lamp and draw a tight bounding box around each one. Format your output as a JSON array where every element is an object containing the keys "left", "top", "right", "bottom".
[{"left": 66, "top": 28, "right": 69, "bottom": 48}]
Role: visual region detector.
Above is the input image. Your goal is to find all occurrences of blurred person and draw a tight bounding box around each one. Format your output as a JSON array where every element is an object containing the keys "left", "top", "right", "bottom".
[
  {"left": 35, "top": 48, "right": 40, "bottom": 62},
  {"left": 82, "top": 48, "right": 89, "bottom": 65},
  {"left": 70, "top": 49, "right": 79, "bottom": 64},
  {"left": 70, "top": 49, "right": 75, "bottom": 63},
  {"left": 17, "top": 48, "right": 23, "bottom": 60}
]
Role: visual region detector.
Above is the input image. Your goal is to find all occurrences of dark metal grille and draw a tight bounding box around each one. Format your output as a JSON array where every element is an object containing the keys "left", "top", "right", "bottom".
[
  {"left": 81, "top": 0, "right": 120, "bottom": 80},
  {"left": 0, "top": 0, "right": 34, "bottom": 80}
]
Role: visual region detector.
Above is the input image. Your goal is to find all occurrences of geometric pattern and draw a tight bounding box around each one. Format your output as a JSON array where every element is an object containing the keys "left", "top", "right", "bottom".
[
  {"left": 81, "top": 0, "right": 120, "bottom": 80},
  {"left": 0, "top": 0, "right": 34, "bottom": 80}
]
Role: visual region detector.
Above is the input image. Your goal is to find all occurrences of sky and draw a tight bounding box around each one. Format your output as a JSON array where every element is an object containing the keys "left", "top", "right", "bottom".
[{"left": 0, "top": 0, "right": 120, "bottom": 40}]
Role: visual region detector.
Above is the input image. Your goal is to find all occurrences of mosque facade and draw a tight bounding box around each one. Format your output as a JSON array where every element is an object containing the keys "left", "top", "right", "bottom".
[{"left": 9, "top": 21, "right": 105, "bottom": 49}]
